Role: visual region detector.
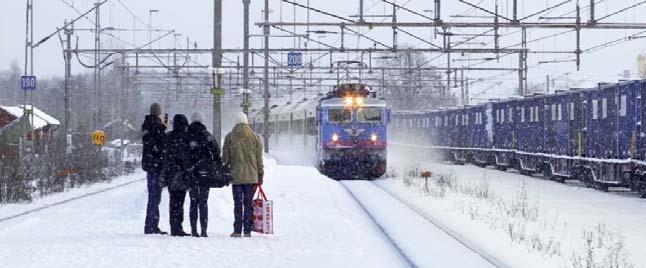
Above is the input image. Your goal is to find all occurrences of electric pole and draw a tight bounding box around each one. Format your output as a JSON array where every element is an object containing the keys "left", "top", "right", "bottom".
[
  {"left": 94, "top": 1, "right": 101, "bottom": 129},
  {"left": 242, "top": 0, "right": 251, "bottom": 115},
  {"left": 263, "top": 0, "right": 270, "bottom": 153},
  {"left": 213, "top": 0, "right": 223, "bottom": 144},
  {"left": 64, "top": 22, "right": 73, "bottom": 134}
]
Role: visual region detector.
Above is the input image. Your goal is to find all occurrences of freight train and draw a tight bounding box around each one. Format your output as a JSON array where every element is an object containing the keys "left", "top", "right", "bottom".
[{"left": 391, "top": 80, "right": 646, "bottom": 197}]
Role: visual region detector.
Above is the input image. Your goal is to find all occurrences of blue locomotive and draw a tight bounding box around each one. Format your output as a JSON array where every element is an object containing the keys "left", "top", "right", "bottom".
[
  {"left": 250, "top": 83, "right": 390, "bottom": 180},
  {"left": 391, "top": 80, "right": 646, "bottom": 197},
  {"left": 317, "top": 83, "right": 389, "bottom": 179}
]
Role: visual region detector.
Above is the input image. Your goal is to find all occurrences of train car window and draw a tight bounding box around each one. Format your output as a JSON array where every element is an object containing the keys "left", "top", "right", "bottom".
[
  {"left": 601, "top": 98, "right": 608, "bottom": 119},
  {"left": 551, "top": 104, "right": 557, "bottom": 121},
  {"left": 620, "top": 95, "right": 627, "bottom": 117},
  {"left": 521, "top": 107, "right": 526, "bottom": 123},
  {"left": 501, "top": 109, "right": 505, "bottom": 123},
  {"left": 529, "top": 107, "right": 534, "bottom": 122},
  {"left": 328, "top": 109, "right": 352, "bottom": 123},
  {"left": 558, "top": 104, "right": 563, "bottom": 121},
  {"left": 508, "top": 107, "right": 513, "bottom": 123},
  {"left": 569, "top": 102, "right": 575, "bottom": 121},
  {"left": 592, "top": 99, "right": 599, "bottom": 119}
]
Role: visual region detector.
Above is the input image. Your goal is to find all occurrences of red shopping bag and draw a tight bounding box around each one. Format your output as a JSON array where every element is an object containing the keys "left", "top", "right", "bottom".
[{"left": 252, "top": 185, "right": 274, "bottom": 234}]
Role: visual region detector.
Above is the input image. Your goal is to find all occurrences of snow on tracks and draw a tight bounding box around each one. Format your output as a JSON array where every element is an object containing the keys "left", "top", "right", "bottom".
[{"left": 341, "top": 180, "right": 503, "bottom": 268}]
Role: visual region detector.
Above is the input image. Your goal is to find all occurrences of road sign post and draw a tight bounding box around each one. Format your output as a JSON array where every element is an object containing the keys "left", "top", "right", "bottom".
[
  {"left": 21, "top": 76, "right": 36, "bottom": 91},
  {"left": 92, "top": 130, "right": 105, "bottom": 146},
  {"left": 288, "top": 52, "right": 302, "bottom": 67}
]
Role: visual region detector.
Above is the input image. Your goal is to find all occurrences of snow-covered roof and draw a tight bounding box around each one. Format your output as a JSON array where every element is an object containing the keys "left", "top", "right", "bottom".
[
  {"left": 103, "top": 119, "right": 136, "bottom": 131},
  {"left": 0, "top": 105, "right": 60, "bottom": 130}
]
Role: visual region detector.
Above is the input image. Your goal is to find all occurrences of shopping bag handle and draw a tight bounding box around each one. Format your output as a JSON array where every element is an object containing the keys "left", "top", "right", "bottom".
[{"left": 254, "top": 184, "right": 268, "bottom": 201}]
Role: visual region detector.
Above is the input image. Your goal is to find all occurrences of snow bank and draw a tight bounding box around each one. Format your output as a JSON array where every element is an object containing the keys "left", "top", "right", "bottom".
[
  {"left": 382, "top": 155, "right": 646, "bottom": 268},
  {"left": 0, "top": 170, "right": 145, "bottom": 220}
]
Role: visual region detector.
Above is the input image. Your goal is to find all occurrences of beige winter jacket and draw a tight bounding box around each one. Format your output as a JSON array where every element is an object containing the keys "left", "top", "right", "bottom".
[{"left": 222, "top": 123, "right": 264, "bottom": 185}]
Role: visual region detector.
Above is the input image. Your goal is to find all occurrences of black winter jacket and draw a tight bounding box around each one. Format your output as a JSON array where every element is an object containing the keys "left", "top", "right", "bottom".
[
  {"left": 141, "top": 115, "right": 166, "bottom": 173},
  {"left": 161, "top": 115, "right": 190, "bottom": 192},
  {"left": 186, "top": 122, "right": 223, "bottom": 187}
]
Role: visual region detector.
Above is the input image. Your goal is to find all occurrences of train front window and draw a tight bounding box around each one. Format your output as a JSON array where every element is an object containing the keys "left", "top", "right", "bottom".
[
  {"left": 328, "top": 109, "right": 352, "bottom": 123},
  {"left": 357, "top": 108, "right": 382, "bottom": 123}
]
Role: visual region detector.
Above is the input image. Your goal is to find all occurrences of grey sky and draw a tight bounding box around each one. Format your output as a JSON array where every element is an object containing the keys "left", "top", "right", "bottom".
[{"left": 2, "top": 0, "right": 646, "bottom": 99}]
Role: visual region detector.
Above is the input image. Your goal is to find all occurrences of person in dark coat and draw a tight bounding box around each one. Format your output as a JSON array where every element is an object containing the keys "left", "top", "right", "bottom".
[
  {"left": 160, "top": 114, "right": 191, "bottom": 237},
  {"left": 186, "top": 112, "right": 223, "bottom": 237},
  {"left": 141, "top": 103, "right": 167, "bottom": 235}
]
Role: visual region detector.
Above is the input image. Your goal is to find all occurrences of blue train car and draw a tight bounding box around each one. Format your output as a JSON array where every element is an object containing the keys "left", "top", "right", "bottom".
[{"left": 390, "top": 80, "right": 646, "bottom": 196}]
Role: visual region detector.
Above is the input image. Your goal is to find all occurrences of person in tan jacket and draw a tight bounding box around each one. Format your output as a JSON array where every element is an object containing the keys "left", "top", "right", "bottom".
[{"left": 222, "top": 112, "right": 264, "bottom": 237}]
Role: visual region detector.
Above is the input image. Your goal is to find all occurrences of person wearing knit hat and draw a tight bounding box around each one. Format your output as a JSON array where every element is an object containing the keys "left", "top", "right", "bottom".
[
  {"left": 191, "top": 111, "right": 205, "bottom": 124},
  {"left": 141, "top": 103, "right": 167, "bottom": 235},
  {"left": 222, "top": 111, "right": 264, "bottom": 237},
  {"left": 234, "top": 111, "right": 249, "bottom": 125},
  {"left": 185, "top": 111, "right": 223, "bottom": 237},
  {"left": 150, "top": 103, "right": 162, "bottom": 116}
]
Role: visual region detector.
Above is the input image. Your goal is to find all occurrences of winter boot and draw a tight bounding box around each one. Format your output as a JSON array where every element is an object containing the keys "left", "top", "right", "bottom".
[
  {"left": 200, "top": 225, "right": 208, "bottom": 238},
  {"left": 243, "top": 233, "right": 252, "bottom": 238},
  {"left": 171, "top": 231, "right": 189, "bottom": 237},
  {"left": 230, "top": 232, "right": 242, "bottom": 238}
]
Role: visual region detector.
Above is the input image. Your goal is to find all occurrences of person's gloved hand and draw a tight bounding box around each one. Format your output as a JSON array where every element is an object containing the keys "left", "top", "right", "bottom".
[{"left": 258, "top": 172, "right": 264, "bottom": 185}]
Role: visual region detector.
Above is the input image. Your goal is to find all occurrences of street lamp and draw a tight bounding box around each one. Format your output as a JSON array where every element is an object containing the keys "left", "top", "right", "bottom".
[{"left": 148, "top": 9, "right": 160, "bottom": 49}]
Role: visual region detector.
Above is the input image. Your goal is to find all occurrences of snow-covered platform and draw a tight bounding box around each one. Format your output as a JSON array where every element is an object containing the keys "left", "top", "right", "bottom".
[{"left": 0, "top": 158, "right": 503, "bottom": 268}]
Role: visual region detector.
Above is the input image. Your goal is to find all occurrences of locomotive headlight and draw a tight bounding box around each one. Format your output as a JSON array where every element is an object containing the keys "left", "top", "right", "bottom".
[
  {"left": 332, "top": 133, "right": 339, "bottom": 142},
  {"left": 355, "top": 97, "right": 365, "bottom": 106},
  {"left": 370, "top": 134, "right": 378, "bottom": 142},
  {"left": 344, "top": 97, "right": 354, "bottom": 106}
]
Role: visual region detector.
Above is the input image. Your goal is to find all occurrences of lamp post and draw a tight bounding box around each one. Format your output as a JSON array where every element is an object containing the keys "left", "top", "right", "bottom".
[{"left": 148, "top": 9, "right": 159, "bottom": 49}]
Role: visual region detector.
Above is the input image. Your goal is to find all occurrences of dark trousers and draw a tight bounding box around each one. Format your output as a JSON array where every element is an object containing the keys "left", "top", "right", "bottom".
[
  {"left": 232, "top": 184, "right": 256, "bottom": 234},
  {"left": 169, "top": 190, "right": 187, "bottom": 235},
  {"left": 189, "top": 186, "right": 210, "bottom": 234},
  {"left": 144, "top": 172, "right": 162, "bottom": 233}
]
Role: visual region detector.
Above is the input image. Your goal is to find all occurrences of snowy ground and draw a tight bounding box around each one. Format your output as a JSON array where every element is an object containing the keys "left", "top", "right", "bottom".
[
  {"left": 0, "top": 172, "right": 145, "bottom": 221},
  {"left": 0, "top": 158, "right": 407, "bottom": 268},
  {"left": 4, "top": 136, "right": 643, "bottom": 267},
  {"left": 384, "top": 144, "right": 646, "bottom": 268}
]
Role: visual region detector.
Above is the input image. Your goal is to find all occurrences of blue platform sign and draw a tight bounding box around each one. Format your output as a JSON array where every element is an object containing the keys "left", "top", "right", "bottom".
[
  {"left": 21, "top": 76, "right": 37, "bottom": 91},
  {"left": 287, "top": 52, "right": 302, "bottom": 67}
]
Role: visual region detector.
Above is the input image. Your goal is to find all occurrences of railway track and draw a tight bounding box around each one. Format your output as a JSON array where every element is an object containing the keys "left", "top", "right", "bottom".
[{"left": 339, "top": 180, "right": 508, "bottom": 268}]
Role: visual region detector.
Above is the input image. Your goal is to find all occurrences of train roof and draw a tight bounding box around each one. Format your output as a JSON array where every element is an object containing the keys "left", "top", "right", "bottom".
[
  {"left": 320, "top": 98, "right": 387, "bottom": 108},
  {"left": 249, "top": 97, "right": 320, "bottom": 123}
]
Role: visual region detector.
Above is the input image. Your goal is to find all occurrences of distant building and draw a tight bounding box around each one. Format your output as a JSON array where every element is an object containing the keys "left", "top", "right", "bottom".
[
  {"left": 0, "top": 105, "right": 60, "bottom": 155},
  {"left": 102, "top": 118, "right": 138, "bottom": 141}
]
